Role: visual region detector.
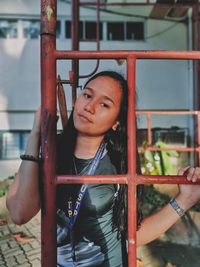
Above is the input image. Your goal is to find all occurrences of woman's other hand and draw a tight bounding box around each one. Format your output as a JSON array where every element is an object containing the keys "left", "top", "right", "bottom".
[{"left": 176, "top": 166, "right": 200, "bottom": 211}]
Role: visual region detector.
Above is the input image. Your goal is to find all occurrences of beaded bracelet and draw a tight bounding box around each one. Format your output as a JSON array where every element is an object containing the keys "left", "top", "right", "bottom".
[
  {"left": 20, "top": 154, "right": 40, "bottom": 163},
  {"left": 169, "top": 198, "right": 185, "bottom": 217}
]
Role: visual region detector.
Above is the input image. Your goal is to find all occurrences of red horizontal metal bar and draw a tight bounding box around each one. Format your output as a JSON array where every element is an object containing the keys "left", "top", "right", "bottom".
[
  {"left": 56, "top": 174, "right": 128, "bottom": 184},
  {"left": 136, "top": 110, "right": 199, "bottom": 115},
  {"left": 55, "top": 50, "right": 200, "bottom": 60},
  {"left": 198, "top": 112, "right": 200, "bottom": 166},
  {"left": 56, "top": 174, "right": 200, "bottom": 185},
  {"left": 136, "top": 174, "right": 200, "bottom": 184},
  {"left": 80, "top": 1, "right": 155, "bottom": 6},
  {"left": 79, "top": 2, "right": 196, "bottom": 7},
  {"left": 138, "top": 146, "right": 200, "bottom": 152}
]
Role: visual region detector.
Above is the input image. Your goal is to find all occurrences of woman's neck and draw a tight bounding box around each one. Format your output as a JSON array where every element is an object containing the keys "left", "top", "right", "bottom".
[{"left": 74, "top": 134, "right": 104, "bottom": 159}]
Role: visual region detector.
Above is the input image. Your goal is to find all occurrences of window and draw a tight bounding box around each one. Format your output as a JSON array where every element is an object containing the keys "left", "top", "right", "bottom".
[
  {"left": 126, "top": 22, "right": 144, "bottom": 40},
  {"left": 23, "top": 20, "right": 40, "bottom": 39},
  {"left": 106, "top": 21, "right": 144, "bottom": 41},
  {"left": 56, "top": 20, "right": 61, "bottom": 38},
  {"left": 0, "top": 20, "right": 18, "bottom": 38},
  {"left": 107, "top": 22, "right": 124, "bottom": 40},
  {"left": 0, "top": 131, "right": 30, "bottom": 160},
  {"left": 85, "top": 21, "right": 102, "bottom": 40},
  {"left": 64, "top": 20, "right": 144, "bottom": 41},
  {"left": 65, "top": 20, "right": 71, "bottom": 38},
  {"left": 79, "top": 21, "right": 83, "bottom": 40},
  {"left": 65, "top": 20, "right": 83, "bottom": 39}
]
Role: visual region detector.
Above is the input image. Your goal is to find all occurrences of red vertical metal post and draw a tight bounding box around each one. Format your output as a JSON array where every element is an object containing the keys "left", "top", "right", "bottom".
[
  {"left": 192, "top": 5, "right": 200, "bottom": 166},
  {"left": 147, "top": 113, "right": 152, "bottom": 146},
  {"left": 41, "top": 0, "right": 57, "bottom": 266},
  {"left": 96, "top": 0, "right": 100, "bottom": 51},
  {"left": 127, "top": 56, "right": 137, "bottom": 266},
  {"left": 71, "top": 0, "right": 79, "bottom": 105},
  {"left": 192, "top": 5, "right": 200, "bottom": 111},
  {"left": 197, "top": 112, "right": 200, "bottom": 166}
]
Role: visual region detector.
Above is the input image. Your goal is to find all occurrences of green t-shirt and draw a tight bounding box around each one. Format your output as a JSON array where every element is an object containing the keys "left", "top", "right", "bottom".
[{"left": 57, "top": 153, "right": 127, "bottom": 267}]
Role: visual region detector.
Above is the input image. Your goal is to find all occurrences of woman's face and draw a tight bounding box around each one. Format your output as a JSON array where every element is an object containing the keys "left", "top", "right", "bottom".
[{"left": 73, "top": 75, "right": 122, "bottom": 137}]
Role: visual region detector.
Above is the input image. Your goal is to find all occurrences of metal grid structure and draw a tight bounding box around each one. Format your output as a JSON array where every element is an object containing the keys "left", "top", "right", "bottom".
[
  {"left": 136, "top": 110, "right": 200, "bottom": 165},
  {"left": 40, "top": 0, "right": 200, "bottom": 266}
]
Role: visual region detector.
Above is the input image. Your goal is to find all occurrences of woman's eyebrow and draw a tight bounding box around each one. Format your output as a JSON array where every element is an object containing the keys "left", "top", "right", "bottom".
[{"left": 84, "top": 86, "right": 116, "bottom": 106}]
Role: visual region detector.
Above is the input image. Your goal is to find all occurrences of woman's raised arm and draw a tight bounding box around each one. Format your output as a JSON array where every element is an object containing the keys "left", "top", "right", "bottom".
[
  {"left": 137, "top": 166, "right": 200, "bottom": 246},
  {"left": 6, "top": 109, "right": 41, "bottom": 225}
]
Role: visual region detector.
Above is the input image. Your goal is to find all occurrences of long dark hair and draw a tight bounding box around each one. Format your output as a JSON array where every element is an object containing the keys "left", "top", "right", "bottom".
[{"left": 57, "top": 71, "right": 143, "bottom": 236}]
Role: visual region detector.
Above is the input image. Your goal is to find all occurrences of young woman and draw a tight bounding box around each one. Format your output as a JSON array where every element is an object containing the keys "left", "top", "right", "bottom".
[{"left": 6, "top": 71, "right": 200, "bottom": 267}]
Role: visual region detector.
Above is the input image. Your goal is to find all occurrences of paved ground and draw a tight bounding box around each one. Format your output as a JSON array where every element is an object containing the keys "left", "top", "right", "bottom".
[{"left": 0, "top": 214, "right": 41, "bottom": 267}]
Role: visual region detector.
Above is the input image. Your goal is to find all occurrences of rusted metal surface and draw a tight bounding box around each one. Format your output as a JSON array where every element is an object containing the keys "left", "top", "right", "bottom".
[
  {"left": 138, "top": 146, "right": 200, "bottom": 152},
  {"left": 56, "top": 174, "right": 128, "bottom": 184},
  {"left": 197, "top": 112, "right": 200, "bottom": 166},
  {"left": 41, "top": 0, "right": 57, "bottom": 266},
  {"left": 55, "top": 50, "right": 200, "bottom": 60},
  {"left": 56, "top": 173, "right": 200, "bottom": 185},
  {"left": 71, "top": 0, "right": 79, "bottom": 105},
  {"left": 136, "top": 110, "right": 200, "bottom": 115},
  {"left": 80, "top": 1, "right": 198, "bottom": 7},
  {"left": 136, "top": 110, "right": 200, "bottom": 159},
  {"left": 127, "top": 57, "right": 137, "bottom": 266},
  {"left": 147, "top": 113, "right": 152, "bottom": 146},
  {"left": 136, "top": 174, "right": 200, "bottom": 184},
  {"left": 40, "top": 1, "right": 200, "bottom": 266},
  {"left": 57, "top": 75, "right": 68, "bottom": 128},
  {"left": 41, "top": 0, "right": 56, "bottom": 35},
  {"left": 193, "top": 4, "right": 200, "bottom": 112}
]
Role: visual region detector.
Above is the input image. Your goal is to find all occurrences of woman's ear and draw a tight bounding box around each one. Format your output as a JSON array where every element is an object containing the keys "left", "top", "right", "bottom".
[{"left": 112, "top": 121, "right": 120, "bottom": 131}]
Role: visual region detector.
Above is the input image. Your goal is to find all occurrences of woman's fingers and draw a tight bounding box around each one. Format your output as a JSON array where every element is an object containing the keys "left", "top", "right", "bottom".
[
  {"left": 178, "top": 166, "right": 200, "bottom": 183},
  {"left": 178, "top": 166, "right": 190, "bottom": 176},
  {"left": 191, "top": 167, "right": 200, "bottom": 182},
  {"left": 186, "top": 167, "right": 195, "bottom": 182}
]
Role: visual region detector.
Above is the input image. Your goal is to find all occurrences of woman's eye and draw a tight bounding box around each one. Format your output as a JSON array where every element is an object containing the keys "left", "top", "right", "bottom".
[
  {"left": 83, "top": 93, "right": 91, "bottom": 99},
  {"left": 100, "top": 102, "right": 109, "bottom": 108}
]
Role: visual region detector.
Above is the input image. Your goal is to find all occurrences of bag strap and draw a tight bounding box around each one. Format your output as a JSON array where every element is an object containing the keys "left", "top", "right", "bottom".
[{"left": 68, "top": 141, "right": 105, "bottom": 229}]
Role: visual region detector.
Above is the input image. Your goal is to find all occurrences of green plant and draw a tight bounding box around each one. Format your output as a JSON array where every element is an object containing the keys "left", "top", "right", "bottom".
[
  {"left": 139, "top": 140, "right": 179, "bottom": 175},
  {"left": 0, "top": 175, "right": 14, "bottom": 197},
  {"left": 0, "top": 184, "right": 9, "bottom": 197}
]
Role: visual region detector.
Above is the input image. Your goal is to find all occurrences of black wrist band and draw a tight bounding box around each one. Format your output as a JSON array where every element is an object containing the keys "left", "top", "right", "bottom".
[{"left": 20, "top": 154, "right": 40, "bottom": 163}]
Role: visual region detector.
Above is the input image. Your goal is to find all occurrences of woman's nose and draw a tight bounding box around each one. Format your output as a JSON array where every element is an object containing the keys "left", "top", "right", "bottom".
[{"left": 84, "top": 100, "right": 96, "bottom": 114}]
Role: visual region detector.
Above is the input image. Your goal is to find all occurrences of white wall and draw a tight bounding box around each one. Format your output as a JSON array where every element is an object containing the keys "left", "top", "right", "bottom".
[{"left": 0, "top": 17, "right": 191, "bottom": 130}]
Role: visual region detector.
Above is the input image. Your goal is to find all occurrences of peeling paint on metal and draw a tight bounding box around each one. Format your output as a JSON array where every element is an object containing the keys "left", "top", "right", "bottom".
[
  {"left": 46, "top": 5, "right": 53, "bottom": 21},
  {"left": 129, "top": 239, "right": 135, "bottom": 245}
]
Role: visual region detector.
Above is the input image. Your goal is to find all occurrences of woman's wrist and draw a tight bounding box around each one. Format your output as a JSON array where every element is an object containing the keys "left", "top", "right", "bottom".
[
  {"left": 31, "top": 126, "right": 40, "bottom": 137},
  {"left": 24, "top": 131, "right": 41, "bottom": 159},
  {"left": 174, "top": 194, "right": 194, "bottom": 212},
  {"left": 20, "top": 154, "right": 40, "bottom": 163}
]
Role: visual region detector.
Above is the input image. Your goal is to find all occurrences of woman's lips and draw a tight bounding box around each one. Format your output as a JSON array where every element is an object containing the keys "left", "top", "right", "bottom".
[{"left": 78, "top": 114, "right": 93, "bottom": 123}]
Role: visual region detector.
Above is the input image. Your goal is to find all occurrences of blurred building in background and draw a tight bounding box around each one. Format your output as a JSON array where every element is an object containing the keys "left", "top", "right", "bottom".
[{"left": 0, "top": 0, "right": 199, "bottom": 178}]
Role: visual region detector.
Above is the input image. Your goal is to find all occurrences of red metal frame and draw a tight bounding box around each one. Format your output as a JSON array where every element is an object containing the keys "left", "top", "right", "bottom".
[
  {"left": 136, "top": 110, "right": 200, "bottom": 165},
  {"left": 40, "top": 1, "right": 200, "bottom": 266},
  {"left": 79, "top": 1, "right": 197, "bottom": 7}
]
